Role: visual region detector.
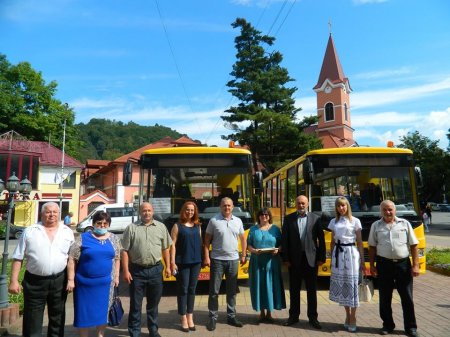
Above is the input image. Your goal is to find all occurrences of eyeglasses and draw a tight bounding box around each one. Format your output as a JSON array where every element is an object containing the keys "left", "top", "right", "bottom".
[{"left": 260, "top": 214, "right": 270, "bottom": 217}]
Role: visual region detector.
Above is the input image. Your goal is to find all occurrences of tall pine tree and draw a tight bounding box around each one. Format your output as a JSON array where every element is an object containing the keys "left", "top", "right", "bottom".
[{"left": 222, "top": 18, "right": 320, "bottom": 173}]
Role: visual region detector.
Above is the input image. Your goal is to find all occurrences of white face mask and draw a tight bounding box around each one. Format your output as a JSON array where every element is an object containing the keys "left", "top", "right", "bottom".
[{"left": 93, "top": 228, "right": 108, "bottom": 235}]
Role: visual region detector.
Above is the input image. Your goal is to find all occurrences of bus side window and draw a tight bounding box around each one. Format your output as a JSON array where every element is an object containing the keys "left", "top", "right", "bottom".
[{"left": 311, "top": 185, "right": 323, "bottom": 211}]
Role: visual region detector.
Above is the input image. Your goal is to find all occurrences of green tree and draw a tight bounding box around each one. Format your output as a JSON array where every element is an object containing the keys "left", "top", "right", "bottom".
[
  {"left": 77, "top": 119, "right": 184, "bottom": 161},
  {"left": 222, "top": 18, "right": 321, "bottom": 173},
  {"left": 398, "top": 131, "right": 450, "bottom": 202},
  {"left": 0, "top": 54, "right": 82, "bottom": 158}
]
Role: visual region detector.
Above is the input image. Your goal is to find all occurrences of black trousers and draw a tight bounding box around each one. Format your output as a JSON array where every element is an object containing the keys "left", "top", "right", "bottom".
[
  {"left": 128, "top": 263, "right": 163, "bottom": 337},
  {"left": 22, "top": 270, "right": 68, "bottom": 337},
  {"left": 288, "top": 253, "right": 318, "bottom": 321},
  {"left": 376, "top": 256, "right": 417, "bottom": 331}
]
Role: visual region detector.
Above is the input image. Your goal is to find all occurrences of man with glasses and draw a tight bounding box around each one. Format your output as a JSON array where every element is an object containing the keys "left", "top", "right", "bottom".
[
  {"left": 281, "top": 195, "right": 326, "bottom": 329},
  {"left": 203, "top": 197, "right": 247, "bottom": 331},
  {"left": 121, "top": 202, "right": 172, "bottom": 337}
]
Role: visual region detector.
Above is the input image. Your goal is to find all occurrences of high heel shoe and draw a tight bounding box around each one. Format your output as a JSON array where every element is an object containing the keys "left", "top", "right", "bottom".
[
  {"left": 348, "top": 324, "right": 357, "bottom": 332},
  {"left": 189, "top": 325, "right": 196, "bottom": 331},
  {"left": 344, "top": 319, "right": 349, "bottom": 329}
]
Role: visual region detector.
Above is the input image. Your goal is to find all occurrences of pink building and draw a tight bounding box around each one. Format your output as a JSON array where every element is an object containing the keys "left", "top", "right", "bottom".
[{"left": 78, "top": 136, "right": 201, "bottom": 221}]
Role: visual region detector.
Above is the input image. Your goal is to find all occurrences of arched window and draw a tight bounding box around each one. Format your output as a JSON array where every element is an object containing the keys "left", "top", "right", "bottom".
[
  {"left": 344, "top": 103, "right": 348, "bottom": 121},
  {"left": 325, "top": 103, "right": 334, "bottom": 121}
]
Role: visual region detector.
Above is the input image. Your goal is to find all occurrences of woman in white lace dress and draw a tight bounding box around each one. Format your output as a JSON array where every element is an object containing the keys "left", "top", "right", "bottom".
[{"left": 328, "top": 197, "right": 364, "bottom": 333}]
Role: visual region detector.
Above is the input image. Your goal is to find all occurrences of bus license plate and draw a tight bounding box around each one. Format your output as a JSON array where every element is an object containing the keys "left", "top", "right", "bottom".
[{"left": 198, "top": 272, "right": 210, "bottom": 280}]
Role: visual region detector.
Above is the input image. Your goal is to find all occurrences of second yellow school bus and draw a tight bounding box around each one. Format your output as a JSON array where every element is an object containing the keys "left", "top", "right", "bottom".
[{"left": 262, "top": 147, "right": 426, "bottom": 276}]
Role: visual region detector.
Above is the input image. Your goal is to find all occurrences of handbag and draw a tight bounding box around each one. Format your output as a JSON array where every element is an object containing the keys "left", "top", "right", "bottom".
[
  {"left": 108, "top": 287, "right": 124, "bottom": 327},
  {"left": 358, "top": 276, "right": 374, "bottom": 302}
]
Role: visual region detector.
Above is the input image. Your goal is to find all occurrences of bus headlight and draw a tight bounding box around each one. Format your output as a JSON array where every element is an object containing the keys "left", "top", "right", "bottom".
[{"left": 418, "top": 248, "right": 425, "bottom": 258}]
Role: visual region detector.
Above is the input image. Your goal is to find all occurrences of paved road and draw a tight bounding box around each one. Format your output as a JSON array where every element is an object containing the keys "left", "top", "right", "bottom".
[
  {"left": 5, "top": 269, "right": 450, "bottom": 337},
  {"left": 425, "top": 211, "right": 450, "bottom": 250}
]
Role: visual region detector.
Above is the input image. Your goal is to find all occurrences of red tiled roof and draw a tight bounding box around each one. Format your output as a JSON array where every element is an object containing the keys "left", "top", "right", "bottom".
[
  {"left": 86, "top": 159, "right": 109, "bottom": 167},
  {"left": 0, "top": 139, "right": 83, "bottom": 168},
  {"left": 114, "top": 136, "right": 201, "bottom": 163},
  {"left": 80, "top": 189, "right": 110, "bottom": 201},
  {"left": 313, "top": 34, "right": 351, "bottom": 90}
]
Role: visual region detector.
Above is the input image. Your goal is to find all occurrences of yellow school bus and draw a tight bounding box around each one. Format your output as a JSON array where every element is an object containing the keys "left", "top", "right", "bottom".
[
  {"left": 124, "top": 146, "right": 256, "bottom": 281},
  {"left": 262, "top": 147, "right": 426, "bottom": 276}
]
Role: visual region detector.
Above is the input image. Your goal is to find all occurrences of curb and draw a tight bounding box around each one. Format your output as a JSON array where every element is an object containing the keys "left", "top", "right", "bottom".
[{"left": 427, "top": 265, "right": 450, "bottom": 276}]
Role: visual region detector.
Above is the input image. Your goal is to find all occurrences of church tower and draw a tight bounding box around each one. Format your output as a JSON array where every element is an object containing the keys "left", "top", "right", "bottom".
[{"left": 313, "top": 34, "right": 355, "bottom": 148}]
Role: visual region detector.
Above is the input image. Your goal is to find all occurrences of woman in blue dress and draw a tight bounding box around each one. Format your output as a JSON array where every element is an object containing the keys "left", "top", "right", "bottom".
[
  {"left": 67, "top": 211, "right": 122, "bottom": 337},
  {"left": 247, "top": 208, "right": 286, "bottom": 323}
]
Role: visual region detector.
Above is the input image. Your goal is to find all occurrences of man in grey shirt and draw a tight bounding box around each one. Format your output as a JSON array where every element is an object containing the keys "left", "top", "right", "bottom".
[
  {"left": 122, "top": 202, "right": 172, "bottom": 337},
  {"left": 203, "top": 197, "right": 247, "bottom": 331}
]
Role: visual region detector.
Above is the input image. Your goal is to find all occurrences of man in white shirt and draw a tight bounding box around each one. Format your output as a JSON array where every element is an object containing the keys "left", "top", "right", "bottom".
[
  {"left": 9, "top": 202, "right": 74, "bottom": 337},
  {"left": 368, "top": 200, "right": 420, "bottom": 337}
]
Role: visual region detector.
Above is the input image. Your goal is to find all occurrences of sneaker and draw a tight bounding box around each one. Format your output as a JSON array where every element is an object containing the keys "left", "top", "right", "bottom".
[
  {"left": 227, "top": 317, "right": 244, "bottom": 327},
  {"left": 206, "top": 318, "right": 216, "bottom": 331}
]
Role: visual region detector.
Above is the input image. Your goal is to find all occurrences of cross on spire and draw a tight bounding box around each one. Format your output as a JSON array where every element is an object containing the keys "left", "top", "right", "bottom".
[{"left": 328, "top": 19, "right": 332, "bottom": 35}]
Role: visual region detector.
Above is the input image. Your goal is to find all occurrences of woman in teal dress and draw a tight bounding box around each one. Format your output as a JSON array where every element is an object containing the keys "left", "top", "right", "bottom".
[{"left": 247, "top": 208, "right": 286, "bottom": 323}]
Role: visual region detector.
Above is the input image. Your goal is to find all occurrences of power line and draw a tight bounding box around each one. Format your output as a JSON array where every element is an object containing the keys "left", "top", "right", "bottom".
[
  {"left": 273, "top": 0, "right": 297, "bottom": 37},
  {"left": 266, "top": 0, "right": 288, "bottom": 36},
  {"left": 154, "top": 0, "right": 199, "bottom": 128}
]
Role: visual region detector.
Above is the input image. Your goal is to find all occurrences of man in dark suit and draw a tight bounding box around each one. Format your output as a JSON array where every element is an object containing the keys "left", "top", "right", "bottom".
[{"left": 281, "top": 195, "right": 326, "bottom": 329}]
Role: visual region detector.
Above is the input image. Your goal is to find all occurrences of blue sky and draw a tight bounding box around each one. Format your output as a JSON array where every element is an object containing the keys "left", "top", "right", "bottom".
[{"left": 1, "top": 0, "right": 449, "bottom": 149}]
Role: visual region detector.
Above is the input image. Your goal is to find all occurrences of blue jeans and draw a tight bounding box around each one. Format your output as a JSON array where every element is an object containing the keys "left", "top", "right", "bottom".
[
  {"left": 208, "top": 259, "right": 239, "bottom": 320},
  {"left": 128, "top": 263, "right": 163, "bottom": 337},
  {"left": 176, "top": 263, "right": 201, "bottom": 315}
]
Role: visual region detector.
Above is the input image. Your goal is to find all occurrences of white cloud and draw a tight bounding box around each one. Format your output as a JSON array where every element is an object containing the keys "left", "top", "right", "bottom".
[
  {"left": 353, "top": 66, "right": 413, "bottom": 80},
  {"left": 352, "top": 77, "right": 450, "bottom": 109}
]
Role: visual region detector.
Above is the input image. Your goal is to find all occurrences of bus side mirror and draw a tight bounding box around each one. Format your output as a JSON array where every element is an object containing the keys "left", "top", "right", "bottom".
[
  {"left": 123, "top": 160, "right": 133, "bottom": 186},
  {"left": 303, "top": 158, "right": 315, "bottom": 184},
  {"left": 253, "top": 171, "right": 263, "bottom": 193},
  {"left": 415, "top": 166, "right": 423, "bottom": 189}
]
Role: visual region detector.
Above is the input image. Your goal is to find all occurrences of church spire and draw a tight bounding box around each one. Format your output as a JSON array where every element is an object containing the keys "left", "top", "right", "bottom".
[
  {"left": 313, "top": 33, "right": 356, "bottom": 148},
  {"left": 313, "top": 34, "right": 350, "bottom": 91}
]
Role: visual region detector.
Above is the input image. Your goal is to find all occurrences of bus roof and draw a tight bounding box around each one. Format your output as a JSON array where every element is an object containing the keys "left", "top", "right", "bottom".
[
  {"left": 141, "top": 146, "right": 251, "bottom": 156},
  {"left": 265, "top": 147, "right": 414, "bottom": 180},
  {"left": 306, "top": 147, "right": 413, "bottom": 156}
]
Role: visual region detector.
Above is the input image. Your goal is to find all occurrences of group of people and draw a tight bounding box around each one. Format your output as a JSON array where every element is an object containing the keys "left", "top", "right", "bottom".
[{"left": 8, "top": 194, "right": 421, "bottom": 337}]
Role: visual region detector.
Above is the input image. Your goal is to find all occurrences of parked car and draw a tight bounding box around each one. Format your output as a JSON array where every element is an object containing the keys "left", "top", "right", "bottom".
[
  {"left": 0, "top": 221, "right": 26, "bottom": 239},
  {"left": 429, "top": 202, "right": 440, "bottom": 211},
  {"left": 438, "top": 204, "right": 450, "bottom": 212},
  {"left": 76, "top": 203, "right": 136, "bottom": 233}
]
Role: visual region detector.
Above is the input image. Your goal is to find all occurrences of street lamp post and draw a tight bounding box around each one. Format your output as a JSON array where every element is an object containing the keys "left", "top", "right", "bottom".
[{"left": 0, "top": 173, "right": 32, "bottom": 309}]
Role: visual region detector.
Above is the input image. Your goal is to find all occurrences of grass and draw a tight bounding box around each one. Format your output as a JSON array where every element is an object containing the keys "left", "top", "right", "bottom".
[
  {"left": 427, "top": 248, "right": 450, "bottom": 272},
  {"left": 5, "top": 260, "right": 26, "bottom": 312}
]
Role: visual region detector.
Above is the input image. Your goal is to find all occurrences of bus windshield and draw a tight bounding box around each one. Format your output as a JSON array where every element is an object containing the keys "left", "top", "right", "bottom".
[
  {"left": 310, "top": 165, "right": 417, "bottom": 217},
  {"left": 138, "top": 150, "right": 255, "bottom": 230}
]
